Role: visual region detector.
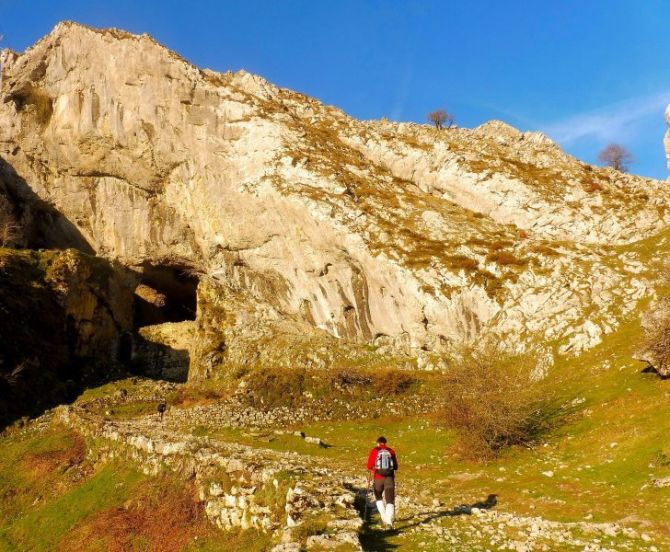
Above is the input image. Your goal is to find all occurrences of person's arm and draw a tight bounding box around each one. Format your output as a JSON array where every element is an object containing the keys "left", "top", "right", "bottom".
[
  {"left": 367, "top": 448, "right": 377, "bottom": 473},
  {"left": 391, "top": 449, "right": 399, "bottom": 471}
]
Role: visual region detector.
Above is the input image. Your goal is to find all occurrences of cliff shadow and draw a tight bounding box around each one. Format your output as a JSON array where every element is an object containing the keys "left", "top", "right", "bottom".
[
  {"left": 0, "top": 155, "right": 94, "bottom": 252},
  {"left": 125, "top": 331, "right": 190, "bottom": 383},
  {"left": 0, "top": 157, "right": 196, "bottom": 428}
]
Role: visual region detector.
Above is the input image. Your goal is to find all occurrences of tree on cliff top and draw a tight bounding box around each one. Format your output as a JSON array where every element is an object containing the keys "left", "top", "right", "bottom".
[
  {"left": 427, "top": 109, "right": 454, "bottom": 130},
  {"left": 598, "top": 143, "right": 634, "bottom": 172}
]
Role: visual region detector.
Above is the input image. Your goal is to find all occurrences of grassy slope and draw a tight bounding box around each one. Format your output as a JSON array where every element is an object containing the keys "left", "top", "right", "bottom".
[{"left": 0, "top": 426, "right": 272, "bottom": 552}]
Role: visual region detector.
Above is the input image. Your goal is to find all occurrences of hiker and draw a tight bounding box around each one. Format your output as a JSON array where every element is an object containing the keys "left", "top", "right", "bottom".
[
  {"left": 367, "top": 436, "right": 398, "bottom": 529},
  {"left": 157, "top": 399, "right": 167, "bottom": 422}
]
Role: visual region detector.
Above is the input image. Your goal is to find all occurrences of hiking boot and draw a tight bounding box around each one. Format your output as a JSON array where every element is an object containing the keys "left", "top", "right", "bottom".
[{"left": 386, "top": 504, "right": 395, "bottom": 529}]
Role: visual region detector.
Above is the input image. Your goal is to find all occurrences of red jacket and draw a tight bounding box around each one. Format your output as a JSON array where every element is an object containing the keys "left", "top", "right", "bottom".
[{"left": 367, "top": 444, "right": 398, "bottom": 479}]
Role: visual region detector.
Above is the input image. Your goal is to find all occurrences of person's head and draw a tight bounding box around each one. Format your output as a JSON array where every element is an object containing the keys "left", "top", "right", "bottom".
[{"left": 376, "top": 436, "right": 387, "bottom": 446}]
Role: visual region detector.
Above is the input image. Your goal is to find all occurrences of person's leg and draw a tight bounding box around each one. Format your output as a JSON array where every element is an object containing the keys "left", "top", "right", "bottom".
[
  {"left": 384, "top": 477, "right": 396, "bottom": 527},
  {"left": 373, "top": 479, "right": 387, "bottom": 524}
]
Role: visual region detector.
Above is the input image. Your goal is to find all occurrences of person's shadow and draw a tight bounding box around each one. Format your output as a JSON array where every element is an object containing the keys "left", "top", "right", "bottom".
[
  {"left": 398, "top": 493, "right": 499, "bottom": 531},
  {"left": 348, "top": 482, "right": 498, "bottom": 551}
]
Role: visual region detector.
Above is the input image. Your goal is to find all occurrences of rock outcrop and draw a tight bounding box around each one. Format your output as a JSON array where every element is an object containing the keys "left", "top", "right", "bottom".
[
  {"left": 2, "top": 22, "right": 670, "bottom": 373},
  {"left": 0, "top": 248, "right": 135, "bottom": 426}
]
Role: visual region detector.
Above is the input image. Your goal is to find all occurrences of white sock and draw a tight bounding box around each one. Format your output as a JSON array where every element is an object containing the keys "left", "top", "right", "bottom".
[
  {"left": 376, "top": 500, "right": 387, "bottom": 523},
  {"left": 386, "top": 504, "right": 395, "bottom": 525}
]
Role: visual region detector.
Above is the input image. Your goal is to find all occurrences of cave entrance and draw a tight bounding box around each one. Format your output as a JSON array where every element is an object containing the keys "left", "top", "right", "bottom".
[
  {"left": 128, "top": 263, "right": 198, "bottom": 383},
  {"left": 133, "top": 263, "right": 198, "bottom": 328}
]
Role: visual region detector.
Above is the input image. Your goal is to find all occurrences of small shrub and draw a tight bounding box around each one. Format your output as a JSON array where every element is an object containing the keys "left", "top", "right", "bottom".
[
  {"left": 370, "top": 368, "right": 416, "bottom": 395},
  {"left": 639, "top": 304, "right": 670, "bottom": 377},
  {"left": 598, "top": 142, "right": 633, "bottom": 172},
  {"left": 243, "top": 368, "right": 307, "bottom": 409},
  {"left": 427, "top": 108, "right": 454, "bottom": 130},
  {"left": 486, "top": 250, "right": 528, "bottom": 267},
  {"left": 440, "top": 349, "right": 557, "bottom": 460}
]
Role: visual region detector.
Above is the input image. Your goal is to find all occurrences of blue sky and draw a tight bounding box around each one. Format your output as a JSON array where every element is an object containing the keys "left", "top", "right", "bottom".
[{"left": 1, "top": 0, "right": 669, "bottom": 178}]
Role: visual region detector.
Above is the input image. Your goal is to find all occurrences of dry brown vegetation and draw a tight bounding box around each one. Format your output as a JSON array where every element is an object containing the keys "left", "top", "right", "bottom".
[
  {"left": 0, "top": 199, "right": 21, "bottom": 247},
  {"left": 22, "top": 433, "right": 86, "bottom": 476},
  {"left": 446, "top": 254, "right": 479, "bottom": 271},
  {"left": 441, "top": 349, "right": 557, "bottom": 460},
  {"left": 9, "top": 86, "right": 54, "bottom": 127},
  {"left": 241, "top": 366, "right": 417, "bottom": 410},
  {"left": 63, "top": 477, "right": 208, "bottom": 552},
  {"left": 486, "top": 250, "right": 528, "bottom": 267},
  {"left": 639, "top": 303, "right": 670, "bottom": 377},
  {"left": 529, "top": 243, "right": 560, "bottom": 256}
]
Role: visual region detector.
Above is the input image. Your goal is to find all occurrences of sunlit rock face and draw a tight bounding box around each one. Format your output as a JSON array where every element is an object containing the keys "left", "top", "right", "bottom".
[{"left": 2, "top": 21, "right": 670, "bottom": 371}]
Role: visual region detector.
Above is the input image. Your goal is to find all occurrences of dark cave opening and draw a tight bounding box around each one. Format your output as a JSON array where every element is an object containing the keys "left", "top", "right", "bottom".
[{"left": 133, "top": 263, "right": 198, "bottom": 328}]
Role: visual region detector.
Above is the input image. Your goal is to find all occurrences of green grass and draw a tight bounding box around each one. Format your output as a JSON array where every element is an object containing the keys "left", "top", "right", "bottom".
[
  {"left": 0, "top": 426, "right": 84, "bottom": 523},
  {"left": 0, "top": 425, "right": 277, "bottom": 551},
  {"left": 0, "top": 461, "right": 145, "bottom": 551},
  {"left": 183, "top": 529, "right": 272, "bottom": 552}
]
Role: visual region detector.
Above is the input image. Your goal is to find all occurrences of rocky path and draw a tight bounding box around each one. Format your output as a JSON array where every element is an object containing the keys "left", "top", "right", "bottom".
[{"left": 49, "top": 403, "right": 663, "bottom": 551}]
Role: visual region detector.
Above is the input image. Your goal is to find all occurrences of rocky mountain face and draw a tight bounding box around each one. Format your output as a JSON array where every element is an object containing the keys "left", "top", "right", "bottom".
[{"left": 2, "top": 22, "right": 670, "bottom": 378}]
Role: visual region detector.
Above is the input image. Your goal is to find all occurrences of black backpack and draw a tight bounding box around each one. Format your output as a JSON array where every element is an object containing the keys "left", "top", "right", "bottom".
[{"left": 374, "top": 447, "right": 395, "bottom": 476}]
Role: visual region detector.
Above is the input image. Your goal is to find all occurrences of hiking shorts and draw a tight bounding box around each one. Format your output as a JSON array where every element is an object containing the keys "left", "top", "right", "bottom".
[{"left": 373, "top": 476, "right": 395, "bottom": 504}]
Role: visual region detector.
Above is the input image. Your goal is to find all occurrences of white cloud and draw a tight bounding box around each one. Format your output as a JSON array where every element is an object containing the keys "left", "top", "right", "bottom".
[{"left": 542, "top": 90, "right": 670, "bottom": 146}]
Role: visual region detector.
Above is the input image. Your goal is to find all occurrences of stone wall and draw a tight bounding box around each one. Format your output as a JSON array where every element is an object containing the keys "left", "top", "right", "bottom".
[{"left": 55, "top": 405, "right": 363, "bottom": 549}]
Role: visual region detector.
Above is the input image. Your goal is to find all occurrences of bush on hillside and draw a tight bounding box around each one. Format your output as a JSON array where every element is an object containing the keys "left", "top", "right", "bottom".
[
  {"left": 242, "top": 367, "right": 308, "bottom": 409},
  {"left": 441, "top": 349, "right": 557, "bottom": 460},
  {"left": 240, "top": 366, "right": 417, "bottom": 411},
  {"left": 639, "top": 299, "right": 670, "bottom": 377}
]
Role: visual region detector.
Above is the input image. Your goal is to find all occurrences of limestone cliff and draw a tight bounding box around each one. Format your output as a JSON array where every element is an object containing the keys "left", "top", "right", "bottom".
[{"left": 1, "top": 22, "right": 669, "bottom": 373}]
